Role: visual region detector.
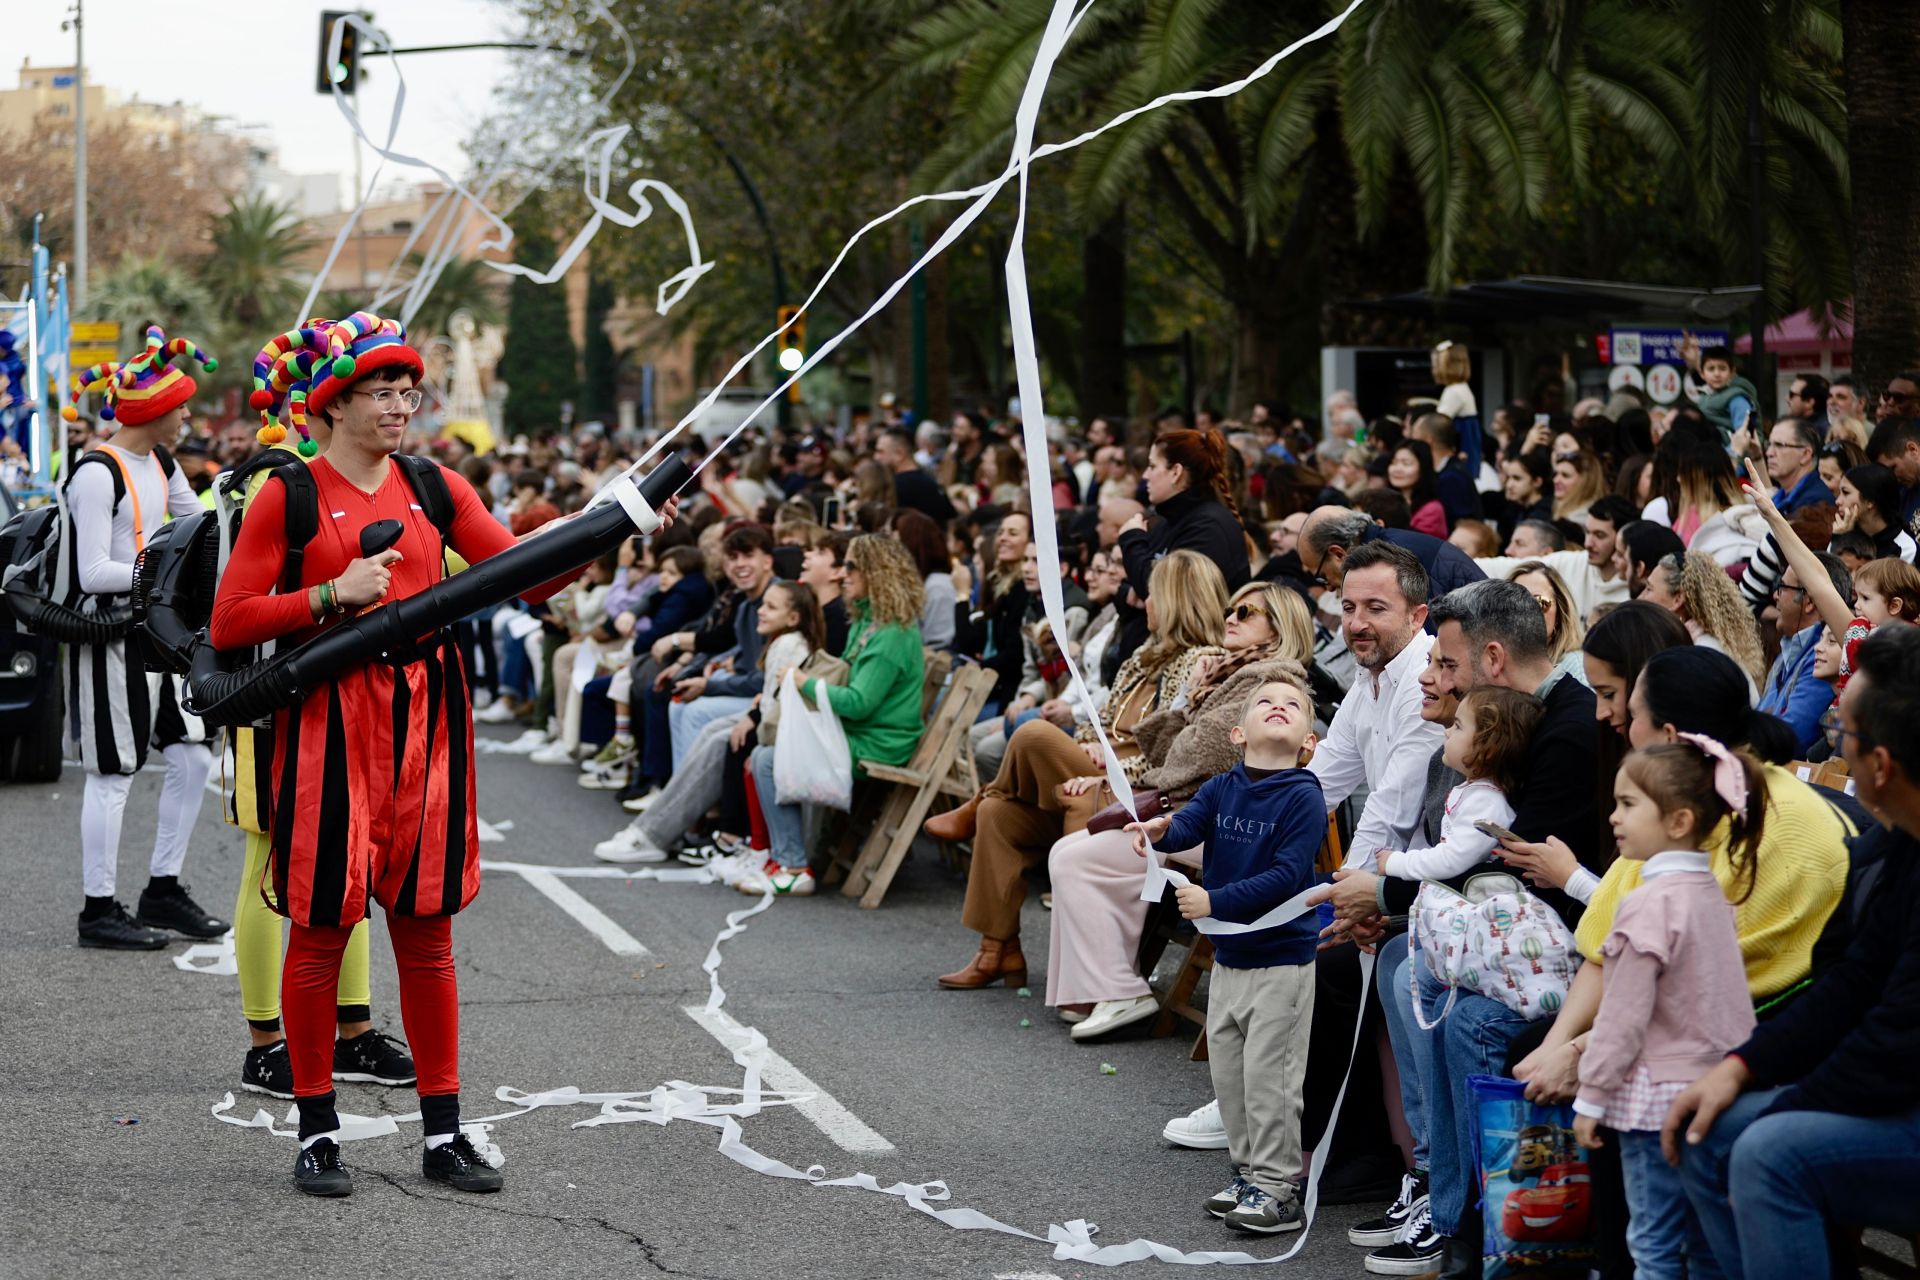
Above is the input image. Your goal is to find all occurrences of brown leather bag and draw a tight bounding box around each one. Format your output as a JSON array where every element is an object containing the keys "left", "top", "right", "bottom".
[{"left": 1086, "top": 787, "right": 1170, "bottom": 834}]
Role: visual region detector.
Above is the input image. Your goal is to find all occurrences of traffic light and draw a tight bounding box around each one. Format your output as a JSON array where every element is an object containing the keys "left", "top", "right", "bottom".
[
  {"left": 316, "top": 11, "right": 362, "bottom": 95},
  {"left": 776, "top": 305, "right": 805, "bottom": 374}
]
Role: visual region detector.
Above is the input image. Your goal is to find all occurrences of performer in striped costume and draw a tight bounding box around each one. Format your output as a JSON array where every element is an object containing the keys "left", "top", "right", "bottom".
[{"left": 62, "top": 328, "right": 229, "bottom": 950}]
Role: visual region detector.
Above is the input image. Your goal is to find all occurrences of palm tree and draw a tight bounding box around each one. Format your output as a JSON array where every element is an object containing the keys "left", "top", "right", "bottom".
[
  {"left": 1839, "top": 0, "right": 1919, "bottom": 398},
  {"left": 401, "top": 254, "right": 508, "bottom": 346},
  {"left": 87, "top": 255, "right": 216, "bottom": 346},
  {"left": 202, "top": 193, "right": 315, "bottom": 332}
]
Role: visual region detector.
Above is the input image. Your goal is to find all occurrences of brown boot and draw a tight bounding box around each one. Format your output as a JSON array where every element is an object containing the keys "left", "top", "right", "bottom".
[
  {"left": 937, "top": 936, "right": 1027, "bottom": 990},
  {"left": 924, "top": 792, "right": 981, "bottom": 842}
]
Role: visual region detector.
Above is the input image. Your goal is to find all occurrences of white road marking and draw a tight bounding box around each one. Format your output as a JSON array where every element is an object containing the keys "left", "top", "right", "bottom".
[
  {"left": 683, "top": 1004, "right": 895, "bottom": 1154},
  {"left": 994, "top": 1273, "right": 1066, "bottom": 1279},
  {"left": 510, "top": 866, "right": 652, "bottom": 958}
]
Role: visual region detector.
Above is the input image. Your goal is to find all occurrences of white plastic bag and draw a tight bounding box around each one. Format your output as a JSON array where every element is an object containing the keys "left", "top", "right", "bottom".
[{"left": 771, "top": 669, "right": 853, "bottom": 810}]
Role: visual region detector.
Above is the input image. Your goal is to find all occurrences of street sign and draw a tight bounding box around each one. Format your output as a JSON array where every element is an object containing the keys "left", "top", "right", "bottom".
[
  {"left": 1608, "top": 327, "right": 1726, "bottom": 366},
  {"left": 1645, "top": 364, "right": 1683, "bottom": 405},
  {"left": 70, "top": 321, "right": 119, "bottom": 344},
  {"left": 70, "top": 346, "right": 119, "bottom": 369}
]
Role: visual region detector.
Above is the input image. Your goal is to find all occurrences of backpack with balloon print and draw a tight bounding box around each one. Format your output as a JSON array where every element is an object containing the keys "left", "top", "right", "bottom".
[{"left": 1411, "top": 871, "right": 1577, "bottom": 1029}]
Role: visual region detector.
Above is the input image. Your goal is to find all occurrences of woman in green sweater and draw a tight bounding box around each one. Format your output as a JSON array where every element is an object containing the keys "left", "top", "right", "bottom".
[{"left": 742, "top": 535, "right": 926, "bottom": 895}]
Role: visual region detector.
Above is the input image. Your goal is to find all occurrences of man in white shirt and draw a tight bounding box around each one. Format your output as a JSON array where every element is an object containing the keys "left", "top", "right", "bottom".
[
  {"left": 62, "top": 328, "right": 227, "bottom": 950},
  {"left": 1308, "top": 540, "right": 1443, "bottom": 869},
  {"left": 1473, "top": 493, "right": 1637, "bottom": 623}
]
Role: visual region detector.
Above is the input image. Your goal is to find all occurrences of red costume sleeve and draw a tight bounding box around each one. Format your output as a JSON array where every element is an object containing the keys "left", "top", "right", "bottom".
[
  {"left": 440, "top": 465, "right": 579, "bottom": 604},
  {"left": 210, "top": 473, "right": 315, "bottom": 650}
]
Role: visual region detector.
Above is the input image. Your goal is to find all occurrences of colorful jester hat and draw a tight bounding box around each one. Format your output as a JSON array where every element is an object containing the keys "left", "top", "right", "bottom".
[
  {"left": 247, "top": 311, "right": 425, "bottom": 456},
  {"left": 62, "top": 325, "right": 217, "bottom": 427}
]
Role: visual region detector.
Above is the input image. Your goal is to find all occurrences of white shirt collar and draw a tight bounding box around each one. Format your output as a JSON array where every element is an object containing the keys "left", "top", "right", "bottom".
[{"left": 1642, "top": 850, "right": 1713, "bottom": 879}]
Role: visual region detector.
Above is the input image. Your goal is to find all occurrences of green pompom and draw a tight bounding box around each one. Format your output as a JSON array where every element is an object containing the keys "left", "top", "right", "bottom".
[
  {"left": 331, "top": 354, "right": 356, "bottom": 379},
  {"left": 297, "top": 438, "right": 320, "bottom": 458},
  {"left": 203, "top": 357, "right": 218, "bottom": 372}
]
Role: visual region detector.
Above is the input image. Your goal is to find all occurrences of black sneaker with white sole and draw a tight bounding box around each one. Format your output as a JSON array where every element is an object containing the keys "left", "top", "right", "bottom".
[
  {"left": 1365, "top": 1202, "right": 1444, "bottom": 1275},
  {"left": 332, "top": 1029, "right": 417, "bottom": 1086},
  {"left": 77, "top": 901, "right": 167, "bottom": 950},
  {"left": 423, "top": 1133, "right": 503, "bottom": 1193},
  {"left": 294, "top": 1137, "right": 353, "bottom": 1197},
  {"left": 1351, "top": 1170, "right": 1429, "bottom": 1246},
  {"left": 135, "top": 882, "right": 229, "bottom": 938},
  {"left": 242, "top": 1041, "right": 295, "bottom": 1099},
  {"left": 1205, "top": 1174, "right": 1253, "bottom": 1219}
]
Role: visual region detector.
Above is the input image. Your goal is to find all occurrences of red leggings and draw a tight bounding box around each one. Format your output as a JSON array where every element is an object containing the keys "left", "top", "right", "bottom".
[{"left": 285, "top": 912, "right": 459, "bottom": 1100}]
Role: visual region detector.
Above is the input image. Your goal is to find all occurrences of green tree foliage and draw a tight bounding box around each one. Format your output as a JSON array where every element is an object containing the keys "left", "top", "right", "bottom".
[
  {"left": 581, "top": 266, "right": 617, "bottom": 421},
  {"left": 497, "top": 196, "right": 579, "bottom": 434},
  {"left": 202, "top": 193, "right": 315, "bottom": 332},
  {"left": 87, "top": 256, "right": 216, "bottom": 351},
  {"left": 403, "top": 254, "right": 507, "bottom": 347}
]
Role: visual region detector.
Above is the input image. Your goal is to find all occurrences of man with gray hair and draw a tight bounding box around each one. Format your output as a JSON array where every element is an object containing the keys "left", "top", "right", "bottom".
[
  {"left": 1758, "top": 550, "right": 1850, "bottom": 755},
  {"left": 1297, "top": 505, "right": 1485, "bottom": 601}
]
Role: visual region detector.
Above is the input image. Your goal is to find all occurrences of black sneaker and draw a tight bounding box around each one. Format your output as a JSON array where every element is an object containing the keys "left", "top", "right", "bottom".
[
  {"left": 293, "top": 1137, "right": 353, "bottom": 1197},
  {"left": 1365, "top": 1203, "right": 1443, "bottom": 1275},
  {"left": 423, "top": 1133, "right": 502, "bottom": 1193},
  {"left": 1351, "top": 1170, "right": 1429, "bottom": 1246},
  {"left": 332, "top": 1029, "right": 417, "bottom": 1086},
  {"left": 135, "top": 883, "right": 229, "bottom": 938},
  {"left": 77, "top": 901, "right": 167, "bottom": 950},
  {"left": 242, "top": 1041, "right": 296, "bottom": 1100}
]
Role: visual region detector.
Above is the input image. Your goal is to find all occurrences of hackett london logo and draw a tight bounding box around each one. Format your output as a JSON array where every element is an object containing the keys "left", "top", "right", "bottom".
[{"left": 1215, "top": 814, "right": 1276, "bottom": 838}]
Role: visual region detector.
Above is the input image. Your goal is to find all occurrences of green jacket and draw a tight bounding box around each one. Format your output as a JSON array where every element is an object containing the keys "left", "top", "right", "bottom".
[{"left": 805, "top": 607, "right": 925, "bottom": 776}]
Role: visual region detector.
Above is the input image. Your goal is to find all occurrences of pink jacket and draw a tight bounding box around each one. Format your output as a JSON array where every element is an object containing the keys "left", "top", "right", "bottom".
[
  {"left": 1577, "top": 852, "right": 1756, "bottom": 1109},
  {"left": 1409, "top": 500, "right": 1448, "bottom": 539}
]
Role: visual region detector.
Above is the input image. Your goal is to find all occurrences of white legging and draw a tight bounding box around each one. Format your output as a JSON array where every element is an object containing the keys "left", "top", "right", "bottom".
[{"left": 81, "top": 742, "right": 214, "bottom": 898}]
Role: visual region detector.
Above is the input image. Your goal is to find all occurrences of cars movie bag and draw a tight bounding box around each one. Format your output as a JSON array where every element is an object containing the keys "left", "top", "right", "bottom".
[{"left": 1468, "top": 1074, "right": 1594, "bottom": 1278}]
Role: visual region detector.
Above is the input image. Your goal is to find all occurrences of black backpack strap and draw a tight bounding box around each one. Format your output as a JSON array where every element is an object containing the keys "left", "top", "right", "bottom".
[
  {"left": 393, "top": 453, "right": 457, "bottom": 543},
  {"left": 154, "top": 444, "right": 176, "bottom": 480},
  {"left": 65, "top": 449, "right": 127, "bottom": 515},
  {"left": 273, "top": 462, "right": 319, "bottom": 596},
  {"left": 218, "top": 446, "right": 301, "bottom": 500}
]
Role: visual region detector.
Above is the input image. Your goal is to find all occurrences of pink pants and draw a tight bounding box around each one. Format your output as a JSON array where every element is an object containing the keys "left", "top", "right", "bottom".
[{"left": 1044, "top": 827, "right": 1201, "bottom": 1007}]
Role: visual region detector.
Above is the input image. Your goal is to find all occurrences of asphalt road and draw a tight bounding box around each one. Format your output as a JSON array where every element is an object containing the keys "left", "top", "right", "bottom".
[{"left": 2, "top": 726, "right": 1384, "bottom": 1280}]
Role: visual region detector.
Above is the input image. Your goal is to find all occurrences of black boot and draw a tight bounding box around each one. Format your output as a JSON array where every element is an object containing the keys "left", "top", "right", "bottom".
[{"left": 1439, "top": 1233, "right": 1482, "bottom": 1280}]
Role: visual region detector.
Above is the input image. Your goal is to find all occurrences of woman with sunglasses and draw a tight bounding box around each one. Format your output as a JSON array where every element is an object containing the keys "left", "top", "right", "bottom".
[
  {"left": 1506, "top": 560, "right": 1587, "bottom": 675},
  {"left": 1817, "top": 440, "right": 1867, "bottom": 496},
  {"left": 1043, "top": 580, "right": 1320, "bottom": 1040}
]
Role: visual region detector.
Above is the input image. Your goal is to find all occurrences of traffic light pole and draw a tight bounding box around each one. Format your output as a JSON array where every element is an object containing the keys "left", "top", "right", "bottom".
[{"left": 70, "top": 0, "right": 87, "bottom": 314}]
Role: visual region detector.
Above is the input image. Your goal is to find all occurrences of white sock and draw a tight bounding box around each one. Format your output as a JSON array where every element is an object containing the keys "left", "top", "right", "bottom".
[
  {"left": 301, "top": 1130, "right": 340, "bottom": 1150},
  {"left": 424, "top": 1131, "right": 457, "bottom": 1150}
]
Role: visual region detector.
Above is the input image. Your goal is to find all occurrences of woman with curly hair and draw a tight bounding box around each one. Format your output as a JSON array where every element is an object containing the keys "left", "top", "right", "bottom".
[
  {"left": 927, "top": 550, "right": 1228, "bottom": 989},
  {"left": 740, "top": 535, "right": 927, "bottom": 896},
  {"left": 1641, "top": 550, "right": 1766, "bottom": 694}
]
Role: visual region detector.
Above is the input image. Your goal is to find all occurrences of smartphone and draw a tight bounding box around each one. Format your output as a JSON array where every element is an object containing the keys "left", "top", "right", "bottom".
[
  {"left": 822, "top": 495, "right": 843, "bottom": 528},
  {"left": 1533, "top": 413, "right": 1550, "bottom": 429},
  {"left": 1474, "top": 819, "right": 1524, "bottom": 845}
]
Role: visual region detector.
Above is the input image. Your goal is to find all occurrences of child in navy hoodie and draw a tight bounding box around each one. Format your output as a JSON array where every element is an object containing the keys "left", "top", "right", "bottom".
[{"left": 1131, "top": 675, "right": 1326, "bottom": 1236}]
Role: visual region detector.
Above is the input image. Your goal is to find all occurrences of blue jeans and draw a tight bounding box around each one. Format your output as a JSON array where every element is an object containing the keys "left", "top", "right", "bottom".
[
  {"left": 1619, "top": 1129, "right": 1721, "bottom": 1280},
  {"left": 1681, "top": 1088, "right": 1920, "bottom": 1280},
  {"left": 669, "top": 695, "right": 750, "bottom": 772},
  {"left": 1378, "top": 933, "right": 1430, "bottom": 1171},
  {"left": 749, "top": 744, "right": 808, "bottom": 870},
  {"left": 1416, "top": 968, "right": 1529, "bottom": 1237}
]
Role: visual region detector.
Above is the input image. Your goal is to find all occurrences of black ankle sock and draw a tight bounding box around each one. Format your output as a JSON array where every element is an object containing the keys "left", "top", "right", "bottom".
[
  {"left": 336, "top": 1004, "right": 371, "bottom": 1026},
  {"left": 81, "top": 895, "right": 115, "bottom": 921},
  {"left": 420, "top": 1093, "right": 460, "bottom": 1137},
  {"left": 146, "top": 875, "right": 179, "bottom": 895},
  {"left": 247, "top": 1017, "right": 282, "bottom": 1033},
  {"left": 296, "top": 1090, "right": 340, "bottom": 1141}
]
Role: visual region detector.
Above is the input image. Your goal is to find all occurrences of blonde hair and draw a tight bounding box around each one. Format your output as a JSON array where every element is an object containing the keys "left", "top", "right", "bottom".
[
  {"left": 1138, "top": 549, "right": 1228, "bottom": 671},
  {"left": 845, "top": 534, "right": 926, "bottom": 630},
  {"left": 1431, "top": 341, "right": 1471, "bottom": 385},
  {"left": 1506, "top": 560, "right": 1586, "bottom": 662},
  {"left": 1230, "top": 580, "right": 1314, "bottom": 667},
  {"left": 1828, "top": 416, "right": 1870, "bottom": 450},
  {"left": 1552, "top": 449, "right": 1608, "bottom": 519},
  {"left": 1661, "top": 551, "right": 1765, "bottom": 682}
]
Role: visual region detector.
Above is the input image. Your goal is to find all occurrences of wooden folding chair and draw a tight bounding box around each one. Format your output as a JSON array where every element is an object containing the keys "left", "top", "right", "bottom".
[
  {"left": 1148, "top": 813, "right": 1344, "bottom": 1058},
  {"left": 836, "top": 662, "right": 996, "bottom": 909},
  {"left": 818, "top": 650, "right": 953, "bottom": 883}
]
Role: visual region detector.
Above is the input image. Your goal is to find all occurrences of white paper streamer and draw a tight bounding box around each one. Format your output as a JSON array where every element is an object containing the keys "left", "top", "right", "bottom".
[{"left": 173, "top": 931, "right": 237, "bottom": 976}]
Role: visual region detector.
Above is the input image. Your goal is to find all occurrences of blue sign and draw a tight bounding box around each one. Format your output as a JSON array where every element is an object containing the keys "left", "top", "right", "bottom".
[
  {"left": 52, "top": 74, "right": 74, "bottom": 88},
  {"left": 1609, "top": 327, "right": 1728, "bottom": 367}
]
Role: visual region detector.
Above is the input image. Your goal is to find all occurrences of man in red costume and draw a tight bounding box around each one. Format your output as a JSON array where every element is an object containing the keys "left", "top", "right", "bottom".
[{"left": 211, "top": 313, "right": 674, "bottom": 1197}]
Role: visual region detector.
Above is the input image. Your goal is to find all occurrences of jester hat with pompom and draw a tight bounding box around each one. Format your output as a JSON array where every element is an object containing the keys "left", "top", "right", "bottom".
[
  {"left": 62, "top": 325, "right": 216, "bottom": 427},
  {"left": 247, "top": 311, "right": 425, "bottom": 457}
]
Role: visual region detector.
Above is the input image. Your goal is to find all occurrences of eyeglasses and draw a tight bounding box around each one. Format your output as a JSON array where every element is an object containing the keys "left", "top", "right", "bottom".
[
  {"left": 1227, "top": 602, "right": 1271, "bottom": 624},
  {"left": 1830, "top": 724, "right": 1871, "bottom": 755},
  {"left": 1766, "top": 439, "right": 1810, "bottom": 453},
  {"left": 1531, "top": 594, "right": 1553, "bottom": 611},
  {"left": 1773, "top": 583, "right": 1809, "bottom": 601},
  {"left": 350, "top": 388, "right": 424, "bottom": 412},
  {"left": 1879, "top": 389, "right": 1919, "bottom": 404}
]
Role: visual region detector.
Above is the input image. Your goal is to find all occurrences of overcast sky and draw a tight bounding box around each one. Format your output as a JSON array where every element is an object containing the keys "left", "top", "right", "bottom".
[{"left": 16, "top": 0, "right": 520, "bottom": 195}]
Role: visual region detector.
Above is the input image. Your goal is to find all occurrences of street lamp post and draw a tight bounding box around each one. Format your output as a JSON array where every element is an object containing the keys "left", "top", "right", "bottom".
[{"left": 69, "top": 0, "right": 87, "bottom": 314}]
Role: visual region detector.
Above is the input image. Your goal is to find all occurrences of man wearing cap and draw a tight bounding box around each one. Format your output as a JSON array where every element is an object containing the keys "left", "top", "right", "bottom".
[
  {"left": 61, "top": 327, "right": 229, "bottom": 950},
  {"left": 211, "top": 312, "right": 677, "bottom": 1198}
]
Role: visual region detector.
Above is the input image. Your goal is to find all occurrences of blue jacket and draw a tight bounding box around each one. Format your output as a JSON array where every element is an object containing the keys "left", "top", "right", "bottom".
[
  {"left": 1775, "top": 470, "right": 1835, "bottom": 518},
  {"left": 636, "top": 574, "right": 714, "bottom": 640},
  {"left": 705, "top": 589, "right": 769, "bottom": 698},
  {"left": 1758, "top": 626, "right": 1835, "bottom": 755},
  {"left": 1349, "top": 524, "right": 1487, "bottom": 602},
  {"left": 1154, "top": 764, "right": 1324, "bottom": 970}
]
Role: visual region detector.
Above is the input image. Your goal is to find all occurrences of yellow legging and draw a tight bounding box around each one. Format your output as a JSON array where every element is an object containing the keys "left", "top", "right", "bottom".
[{"left": 234, "top": 830, "right": 371, "bottom": 1026}]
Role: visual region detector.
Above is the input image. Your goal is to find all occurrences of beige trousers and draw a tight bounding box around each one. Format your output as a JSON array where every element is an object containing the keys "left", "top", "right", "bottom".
[{"left": 1208, "top": 961, "right": 1315, "bottom": 1197}]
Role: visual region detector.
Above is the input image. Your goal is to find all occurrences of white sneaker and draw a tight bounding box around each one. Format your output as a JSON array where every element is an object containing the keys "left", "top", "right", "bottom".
[
  {"left": 733, "top": 858, "right": 814, "bottom": 897},
  {"left": 1162, "top": 1098, "right": 1230, "bottom": 1150},
  {"left": 620, "top": 789, "right": 660, "bottom": 815},
  {"left": 510, "top": 727, "right": 548, "bottom": 749},
  {"left": 472, "top": 689, "right": 494, "bottom": 711},
  {"left": 709, "top": 852, "right": 759, "bottom": 887},
  {"left": 529, "top": 740, "right": 579, "bottom": 766},
  {"left": 577, "top": 762, "right": 631, "bottom": 790},
  {"left": 475, "top": 699, "right": 517, "bottom": 724},
  {"left": 1069, "top": 993, "right": 1160, "bottom": 1041},
  {"left": 593, "top": 826, "right": 666, "bottom": 863}
]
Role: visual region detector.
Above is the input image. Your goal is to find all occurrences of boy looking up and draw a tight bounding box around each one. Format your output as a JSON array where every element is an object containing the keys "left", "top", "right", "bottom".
[{"left": 1129, "top": 675, "right": 1326, "bottom": 1235}]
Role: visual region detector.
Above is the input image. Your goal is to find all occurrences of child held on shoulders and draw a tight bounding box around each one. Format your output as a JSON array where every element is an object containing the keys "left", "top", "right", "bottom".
[
  {"left": 1378, "top": 687, "right": 1542, "bottom": 881},
  {"left": 1572, "top": 735, "right": 1763, "bottom": 1280},
  {"left": 1127, "top": 676, "right": 1326, "bottom": 1237}
]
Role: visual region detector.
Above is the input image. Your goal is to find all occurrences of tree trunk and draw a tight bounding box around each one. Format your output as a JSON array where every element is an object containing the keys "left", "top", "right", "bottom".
[
  {"left": 1229, "top": 248, "right": 1292, "bottom": 416},
  {"left": 1078, "top": 210, "right": 1128, "bottom": 419},
  {"left": 1842, "top": 0, "right": 1920, "bottom": 397}
]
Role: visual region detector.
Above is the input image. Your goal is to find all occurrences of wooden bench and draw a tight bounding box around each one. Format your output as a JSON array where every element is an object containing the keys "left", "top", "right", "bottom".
[{"left": 1792, "top": 757, "right": 1852, "bottom": 792}]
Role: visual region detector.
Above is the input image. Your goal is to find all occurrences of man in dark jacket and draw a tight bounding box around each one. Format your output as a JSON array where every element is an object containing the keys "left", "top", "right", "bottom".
[
  {"left": 875, "top": 426, "right": 956, "bottom": 525},
  {"left": 1669, "top": 626, "right": 1920, "bottom": 1280},
  {"left": 1297, "top": 506, "right": 1486, "bottom": 603}
]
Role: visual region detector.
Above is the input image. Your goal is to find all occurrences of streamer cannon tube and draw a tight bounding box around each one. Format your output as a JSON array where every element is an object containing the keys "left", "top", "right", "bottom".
[{"left": 187, "top": 456, "right": 691, "bottom": 727}]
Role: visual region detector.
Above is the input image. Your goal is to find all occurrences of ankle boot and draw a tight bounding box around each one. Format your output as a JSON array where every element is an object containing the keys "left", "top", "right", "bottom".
[
  {"left": 924, "top": 792, "right": 981, "bottom": 842},
  {"left": 936, "top": 936, "right": 1027, "bottom": 989}
]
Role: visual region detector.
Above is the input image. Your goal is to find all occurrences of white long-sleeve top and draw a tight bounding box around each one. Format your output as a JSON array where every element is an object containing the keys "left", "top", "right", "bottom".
[
  {"left": 68, "top": 443, "right": 202, "bottom": 595},
  {"left": 1309, "top": 628, "right": 1443, "bottom": 870},
  {"left": 1472, "top": 548, "right": 1628, "bottom": 624},
  {"left": 1383, "top": 778, "right": 1514, "bottom": 881}
]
